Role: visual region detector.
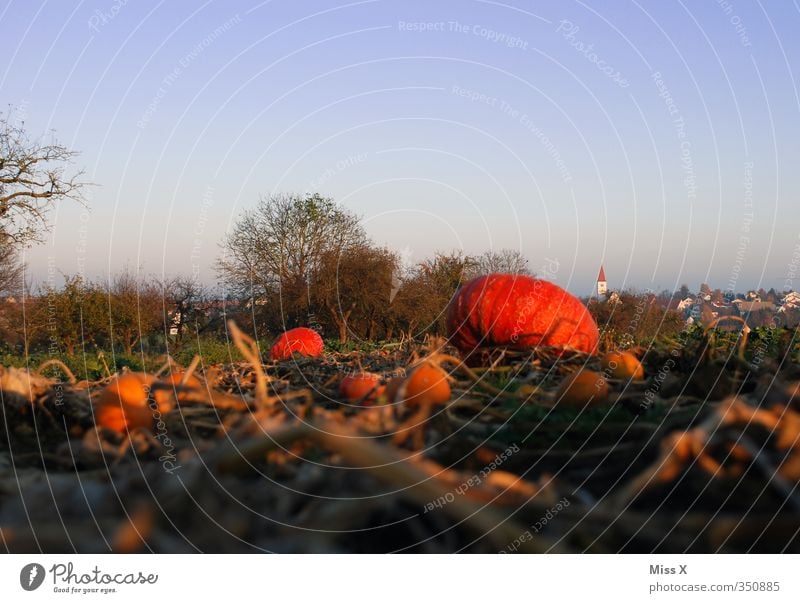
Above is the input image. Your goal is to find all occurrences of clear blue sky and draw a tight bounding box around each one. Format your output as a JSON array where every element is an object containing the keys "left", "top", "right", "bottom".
[{"left": 2, "top": 0, "right": 799, "bottom": 295}]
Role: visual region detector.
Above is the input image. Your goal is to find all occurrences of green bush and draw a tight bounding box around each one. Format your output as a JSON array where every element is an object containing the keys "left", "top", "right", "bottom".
[
  {"left": 173, "top": 336, "right": 246, "bottom": 367},
  {"left": 0, "top": 334, "right": 284, "bottom": 382},
  {"left": 323, "top": 339, "right": 389, "bottom": 354}
]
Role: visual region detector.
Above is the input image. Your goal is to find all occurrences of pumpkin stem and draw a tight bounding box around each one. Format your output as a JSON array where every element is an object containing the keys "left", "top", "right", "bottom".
[
  {"left": 228, "top": 320, "right": 272, "bottom": 406},
  {"left": 181, "top": 355, "right": 202, "bottom": 386}
]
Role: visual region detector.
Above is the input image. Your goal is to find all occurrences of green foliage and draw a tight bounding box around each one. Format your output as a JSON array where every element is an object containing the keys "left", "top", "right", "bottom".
[
  {"left": 491, "top": 400, "right": 655, "bottom": 448},
  {"left": 323, "top": 338, "right": 388, "bottom": 354},
  {"left": 173, "top": 335, "right": 246, "bottom": 367},
  {"left": 1, "top": 349, "right": 163, "bottom": 381},
  {"left": 108, "top": 354, "right": 146, "bottom": 373}
]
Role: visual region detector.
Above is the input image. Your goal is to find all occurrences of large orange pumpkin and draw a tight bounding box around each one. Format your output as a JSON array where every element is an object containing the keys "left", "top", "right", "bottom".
[
  {"left": 446, "top": 274, "right": 599, "bottom": 358},
  {"left": 270, "top": 327, "right": 324, "bottom": 361}
]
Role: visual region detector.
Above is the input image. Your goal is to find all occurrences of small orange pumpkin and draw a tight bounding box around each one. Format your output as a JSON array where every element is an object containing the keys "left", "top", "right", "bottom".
[
  {"left": 101, "top": 372, "right": 153, "bottom": 406},
  {"left": 555, "top": 369, "right": 609, "bottom": 408},
  {"left": 95, "top": 372, "right": 155, "bottom": 433},
  {"left": 401, "top": 362, "right": 451, "bottom": 408},
  {"left": 338, "top": 372, "right": 382, "bottom": 404},
  {"left": 95, "top": 400, "right": 152, "bottom": 433},
  {"left": 152, "top": 372, "right": 202, "bottom": 412},
  {"left": 601, "top": 351, "right": 645, "bottom": 381}
]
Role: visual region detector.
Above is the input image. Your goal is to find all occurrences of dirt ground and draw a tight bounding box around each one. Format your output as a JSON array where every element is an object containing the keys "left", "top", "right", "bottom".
[{"left": 2, "top": 330, "right": 800, "bottom": 553}]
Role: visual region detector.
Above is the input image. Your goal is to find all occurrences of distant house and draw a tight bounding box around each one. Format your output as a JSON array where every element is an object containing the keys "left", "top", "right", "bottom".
[
  {"left": 686, "top": 300, "right": 729, "bottom": 327},
  {"left": 244, "top": 298, "right": 268, "bottom": 309},
  {"left": 779, "top": 291, "right": 800, "bottom": 311},
  {"left": 711, "top": 301, "right": 737, "bottom": 317},
  {"left": 732, "top": 300, "right": 775, "bottom": 314},
  {"left": 196, "top": 299, "right": 242, "bottom": 314},
  {"left": 677, "top": 297, "right": 694, "bottom": 312}
]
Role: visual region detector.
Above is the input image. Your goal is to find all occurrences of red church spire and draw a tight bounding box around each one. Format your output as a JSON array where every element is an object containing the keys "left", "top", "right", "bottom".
[{"left": 597, "top": 265, "right": 606, "bottom": 282}]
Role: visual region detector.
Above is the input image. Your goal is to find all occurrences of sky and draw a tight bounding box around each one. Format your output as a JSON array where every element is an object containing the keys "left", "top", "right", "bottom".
[{"left": 2, "top": 0, "right": 799, "bottom": 296}]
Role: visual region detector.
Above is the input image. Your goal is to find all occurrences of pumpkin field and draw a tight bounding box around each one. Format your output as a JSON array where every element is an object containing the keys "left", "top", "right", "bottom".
[{"left": 2, "top": 274, "right": 799, "bottom": 553}]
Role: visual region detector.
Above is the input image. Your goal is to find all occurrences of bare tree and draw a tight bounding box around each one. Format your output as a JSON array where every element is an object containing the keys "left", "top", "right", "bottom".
[
  {"left": 0, "top": 111, "right": 87, "bottom": 245},
  {"left": 160, "top": 275, "right": 207, "bottom": 345},
  {"left": 0, "top": 233, "right": 23, "bottom": 296},
  {"left": 469, "top": 249, "right": 530, "bottom": 277},
  {"left": 218, "top": 193, "right": 366, "bottom": 318}
]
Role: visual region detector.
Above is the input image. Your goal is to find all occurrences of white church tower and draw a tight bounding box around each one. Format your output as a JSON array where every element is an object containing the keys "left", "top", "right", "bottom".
[{"left": 597, "top": 265, "right": 607, "bottom": 297}]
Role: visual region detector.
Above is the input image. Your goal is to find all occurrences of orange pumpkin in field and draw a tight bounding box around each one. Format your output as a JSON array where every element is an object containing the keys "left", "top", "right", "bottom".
[
  {"left": 102, "top": 372, "right": 153, "bottom": 406},
  {"left": 95, "top": 400, "right": 152, "bottom": 433},
  {"left": 152, "top": 372, "right": 203, "bottom": 412},
  {"left": 601, "top": 351, "right": 645, "bottom": 381},
  {"left": 555, "top": 369, "right": 609, "bottom": 408},
  {"left": 270, "top": 327, "right": 324, "bottom": 361},
  {"left": 446, "top": 274, "right": 599, "bottom": 359},
  {"left": 94, "top": 372, "right": 155, "bottom": 433},
  {"left": 160, "top": 371, "right": 202, "bottom": 388},
  {"left": 401, "top": 362, "right": 451, "bottom": 408},
  {"left": 390, "top": 363, "right": 452, "bottom": 448},
  {"left": 339, "top": 372, "right": 382, "bottom": 404}
]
